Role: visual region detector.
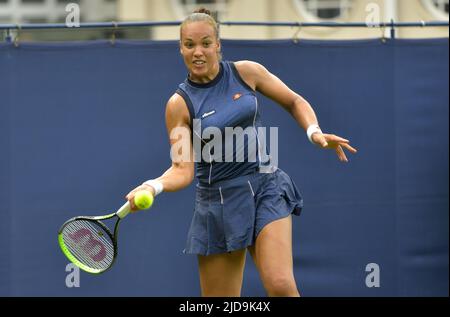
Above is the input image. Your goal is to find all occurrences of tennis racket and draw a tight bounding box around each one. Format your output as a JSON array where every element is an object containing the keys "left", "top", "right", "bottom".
[{"left": 58, "top": 193, "right": 149, "bottom": 274}]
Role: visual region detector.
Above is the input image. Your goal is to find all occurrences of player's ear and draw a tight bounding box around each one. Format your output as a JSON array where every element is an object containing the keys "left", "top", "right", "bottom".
[{"left": 216, "top": 40, "right": 221, "bottom": 56}]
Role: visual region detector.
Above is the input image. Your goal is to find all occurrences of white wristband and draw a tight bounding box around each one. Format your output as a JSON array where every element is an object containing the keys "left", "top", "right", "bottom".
[
  {"left": 143, "top": 179, "right": 164, "bottom": 196},
  {"left": 307, "top": 124, "right": 322, "bottom": 144}
]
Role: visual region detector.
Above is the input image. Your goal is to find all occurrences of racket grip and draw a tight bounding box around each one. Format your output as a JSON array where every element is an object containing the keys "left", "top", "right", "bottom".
[{"left": 116, "top": 201, "right": 131, "bottom": 219}]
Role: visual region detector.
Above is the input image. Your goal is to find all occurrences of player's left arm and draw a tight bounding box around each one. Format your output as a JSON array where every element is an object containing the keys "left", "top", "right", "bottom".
[{"left": 234, "top": 60, "right": 357, "bottom": 162}]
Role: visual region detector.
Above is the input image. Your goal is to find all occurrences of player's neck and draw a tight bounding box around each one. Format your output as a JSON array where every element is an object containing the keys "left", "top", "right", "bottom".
[{"left": 189, "top": 62, "right": 220, "bottom": 84}]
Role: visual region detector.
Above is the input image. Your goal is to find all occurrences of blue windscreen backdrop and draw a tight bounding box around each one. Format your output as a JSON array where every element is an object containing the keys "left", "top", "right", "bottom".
[{"left": 0, "top": 38, "right": 448, "bottom": 296}]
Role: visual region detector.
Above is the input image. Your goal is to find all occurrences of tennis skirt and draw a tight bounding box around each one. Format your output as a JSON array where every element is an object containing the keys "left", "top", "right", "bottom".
[{"left": 183, "top": 168, "right": 303, "bottom": 256}]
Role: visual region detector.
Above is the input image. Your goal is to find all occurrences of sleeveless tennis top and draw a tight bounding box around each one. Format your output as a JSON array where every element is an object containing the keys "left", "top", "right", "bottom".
[{"left": 176, "top": 61, "right": 273, "bottom": 185}]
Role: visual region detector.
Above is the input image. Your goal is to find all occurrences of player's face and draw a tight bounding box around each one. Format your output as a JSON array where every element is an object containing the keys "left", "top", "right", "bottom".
[{"left": 180, "top": 21, "right": 221, "bottom": 82}]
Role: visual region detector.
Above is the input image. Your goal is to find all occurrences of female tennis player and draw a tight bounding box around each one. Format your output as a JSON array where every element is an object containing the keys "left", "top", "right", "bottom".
[{"left": 126, "top": 8, "right": 357, "bottom": 297}]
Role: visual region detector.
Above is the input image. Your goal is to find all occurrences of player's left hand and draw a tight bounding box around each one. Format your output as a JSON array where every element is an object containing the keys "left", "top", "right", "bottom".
[{"left": 312, "top": 133, "right": 358, "bottom": 162}]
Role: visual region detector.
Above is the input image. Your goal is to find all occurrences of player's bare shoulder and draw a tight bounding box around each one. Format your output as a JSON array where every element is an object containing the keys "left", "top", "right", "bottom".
[
  {"left": 234, "top": 60, "right": 269, "bottom": 91},
  {"left": 235, "top": 60, "right": 267, "bottom": 72},
  {"left": 234, "top": 60, "right": 260, "bottom": 74},
  {"left": 166, "top": 93, "right": 190, "bottom": 126}
]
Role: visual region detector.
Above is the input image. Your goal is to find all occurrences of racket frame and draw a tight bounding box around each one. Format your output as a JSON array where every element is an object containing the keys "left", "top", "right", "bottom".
[{"left": 58, "top": 213, "right": 121, "bottom": 274}]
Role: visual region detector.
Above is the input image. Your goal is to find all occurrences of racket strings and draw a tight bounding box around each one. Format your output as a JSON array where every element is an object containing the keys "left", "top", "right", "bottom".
[
  {"left": 64, "top": 221, "right": 114, "bottom": 269},
  {"left": 62, "top": 220, "right": 115, "bottom": 270},
  {"left": 67, "top": 222, "right": 114, "bottom": 267}
]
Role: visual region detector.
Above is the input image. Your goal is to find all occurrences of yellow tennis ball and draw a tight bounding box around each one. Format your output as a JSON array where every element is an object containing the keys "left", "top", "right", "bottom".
[{"left": 134, "top": 190, "right": 154, "bottom": 210}]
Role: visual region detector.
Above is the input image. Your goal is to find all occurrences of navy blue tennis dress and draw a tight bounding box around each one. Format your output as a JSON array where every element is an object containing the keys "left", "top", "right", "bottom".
[{"left": 176, "top": 61, "right": 303, "bottom": 256}]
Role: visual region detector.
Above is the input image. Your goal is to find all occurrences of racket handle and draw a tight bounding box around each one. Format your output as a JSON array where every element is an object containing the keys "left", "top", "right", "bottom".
[{"left": 116, "top": 201, "right": 131, "bottom": 219}]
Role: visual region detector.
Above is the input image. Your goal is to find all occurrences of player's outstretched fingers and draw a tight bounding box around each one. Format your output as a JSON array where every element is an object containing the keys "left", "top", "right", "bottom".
[
  {"left": 335, "top": 145, "right": 348, "bottom": 162},
  {"left": 341, "top": 142, "right": 358, "bottom": 154}
]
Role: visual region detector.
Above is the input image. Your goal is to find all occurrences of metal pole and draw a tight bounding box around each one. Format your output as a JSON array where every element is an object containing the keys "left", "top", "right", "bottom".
[
  {"left": 390, "top": 19, "right": 396, "bottom": 39},
  {"left": 0, "top": 21, "right": 448, "bottom": 31},
  {"left": 5, "top": 28, "right": 12, "bottom": 42}
]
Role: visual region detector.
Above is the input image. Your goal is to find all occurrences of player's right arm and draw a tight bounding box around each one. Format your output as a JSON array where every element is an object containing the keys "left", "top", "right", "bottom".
[
  {"left": 126, "top": 94, "right": 194, "bottom": 209},
  {"left": 155, "top": 93, "right": 195, "bottom": 191}
]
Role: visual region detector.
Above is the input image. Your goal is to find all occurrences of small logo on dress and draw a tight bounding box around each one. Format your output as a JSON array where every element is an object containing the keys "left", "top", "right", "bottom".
[
  {"left": 201, "top": 110, "right": 216, "bottom": 119},
  {"left": 233, "top": 93, "right": 242, "bottom": 101}
]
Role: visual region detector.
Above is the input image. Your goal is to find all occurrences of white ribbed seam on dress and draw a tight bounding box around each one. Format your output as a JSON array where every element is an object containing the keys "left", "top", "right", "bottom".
[
  {"left": 219, "top": 187, "right": 224, "bottom": 205},
  {"left": 247, "top": 181, "right": 255, "bottom": 196}
]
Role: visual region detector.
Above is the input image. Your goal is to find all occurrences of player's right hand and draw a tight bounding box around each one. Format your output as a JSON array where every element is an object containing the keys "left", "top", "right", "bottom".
[{"left": 126, "top": 185, "right": 156, "bottom": 212}]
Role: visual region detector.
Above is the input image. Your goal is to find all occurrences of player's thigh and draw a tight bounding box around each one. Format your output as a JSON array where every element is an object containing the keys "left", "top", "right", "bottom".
[
  {"left": 249, "top": 215, "right": 296, "bottom": 285},
  {"left": 197, "top": 249, "right": 247, "bottom": 296}
]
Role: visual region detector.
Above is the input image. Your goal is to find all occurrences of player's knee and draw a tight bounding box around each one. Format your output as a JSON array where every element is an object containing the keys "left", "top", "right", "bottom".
[{"left": 264, "top": 274, "right": 298, "bottom": 297}]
